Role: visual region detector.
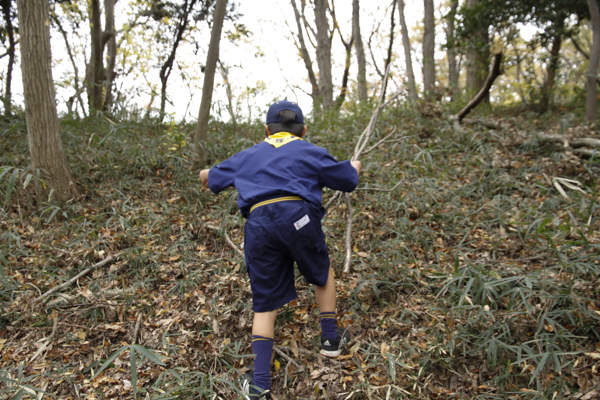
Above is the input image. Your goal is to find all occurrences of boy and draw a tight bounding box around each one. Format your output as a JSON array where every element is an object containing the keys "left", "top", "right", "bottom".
[{"left": 199, "top": 100, "right": 361, "bottom": 399}]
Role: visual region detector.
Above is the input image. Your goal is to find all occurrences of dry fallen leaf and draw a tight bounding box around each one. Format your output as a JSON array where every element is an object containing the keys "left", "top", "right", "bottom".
[{"left": 380, "top": 342, "right": 389, "bottom": 356}]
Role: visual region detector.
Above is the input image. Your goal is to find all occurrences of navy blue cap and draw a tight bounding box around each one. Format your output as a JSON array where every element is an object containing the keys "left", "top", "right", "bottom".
[{"left": 266, "top": 100, "right": 304, "bottom": 124}]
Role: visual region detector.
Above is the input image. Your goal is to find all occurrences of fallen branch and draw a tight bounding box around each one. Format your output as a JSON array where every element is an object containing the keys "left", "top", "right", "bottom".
[
  {"left": 455, "top": 47, "right": 503, "bottom": 123},
  {"left": 206, "top": 224, "right": 244, "bottom": 258},
  {"left": 535, "top": 132, "right": 600, "bottom": 159},
  {"left": 273, "top": 346, "right": 304, "bottom": 372},
  {"left": 46, "top": 288, "right": 135, "bottom": 308},
  {"left": 36, "top": 254, "right": 120, "bottom": 302},
  {"left": 461, "top": 117, "right": 503, "bottom": 130},
  {"left": 275, "top": 345, "right": 330, "bottom": 361}
]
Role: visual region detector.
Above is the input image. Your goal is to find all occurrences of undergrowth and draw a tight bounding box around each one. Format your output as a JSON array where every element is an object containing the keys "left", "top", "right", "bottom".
[{"left": 0, "top": 104, "right": 599, "bottom": 399}]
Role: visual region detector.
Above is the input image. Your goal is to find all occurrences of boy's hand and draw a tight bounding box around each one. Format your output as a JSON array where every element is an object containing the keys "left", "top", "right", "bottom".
[
  {"left": 199, "top": 169, "right": 210, "bottom": 186},
  {"left": 351, "top": 161, "right": 362, "bottom": 176}
]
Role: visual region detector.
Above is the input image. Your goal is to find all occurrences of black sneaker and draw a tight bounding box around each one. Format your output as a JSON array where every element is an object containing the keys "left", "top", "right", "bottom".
[
  {"left": 320, "top": 327, "right": 351, "bottom": 358},
  {"left": 240, "top": 368, "right": 271, "bottom": 400}
]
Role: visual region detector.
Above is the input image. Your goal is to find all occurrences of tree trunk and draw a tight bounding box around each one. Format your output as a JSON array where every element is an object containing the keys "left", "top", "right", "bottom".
[
  {"left": 314, "top": 0, "right": 334, "bottom": 110},
  {"left": 17, "top": 0, "right": 79, "bottom": 202},
  {"left": 538, "top": 24, "right": 563, "bottom": 113},
  {"left": 445, "top": 0, "right": 459, "bottom": 99},
  {"left": 290, "top": 0, "right": 320, "bottom": 113},
  {"left": 1, "top": 0, "right": 15, "bottom": 118},
  {"left": 397, "top": 0, "right": 418, "bottom": 101},
  {"left": 352, "top": 0, "right": 367, "bottom": 102},
  {"left": 422, "top": 0, "right": 436, "bottom": 98},
  {"left": 103, "top": 0, "right": 117, "bottom": 112},
  {"left": 87, "top": 0, "right": 104, "bottom": 112},
  {"left": 465, "top": 0, "right": 489, "bottom": 102},
  {"left": 587, "top": 0, "right": 600, "bottom": 123},
  {"left": 192, "top": 0, "right": 227, "bottom": 170}
]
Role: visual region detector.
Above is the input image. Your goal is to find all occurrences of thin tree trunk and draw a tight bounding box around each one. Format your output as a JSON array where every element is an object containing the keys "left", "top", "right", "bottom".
[
  {"left": 1, "top": 0, "right": 15, "bottom": 118},
  {"left": 88, "top": 0, "right": 104, "bottom": 112},
  {"left": 587, "top": 0, "right": 600, "bottom": 123},
  {"left": 314, "top": 0, "right": 334, "bottom": 110},
  {"left": 218, "top": 60, "right": 237, "bottom": 126},
  {"left": 539, "top": 25, "right": 563, "bottom": 113},
  {"left": 17, "top": 0, "right": 79, "bottom": 202},
  {"left": 382, "top": 0, "right": 396, "bottom": 100},
  {"left": 103, "top": 0, "right": 117, "bottom": 112},
  {"left": 160, "top": 0, "right": 195, "bottom": 122},
  {"left": 445, "top": 0, "right": 459, "bottom": 99},
  {"left": 423, "top": 0, "right": 435, "bottom": 98},
  {"left": 336, "top": 34, "right": 354, "bottom": 110},
  {"left": 397, "top": 0, "right": 418, "bottom": 101},
  {"left": 353, "top": 0, "right": 367, "bottom": 101},
  {"left": 52, "top": 10, "right": 88, "bottom": 118},
  {"left": 290, "top": 0, "right": 320, "bottom": 113},
  {"left": 192, "top": 0, "right": 227, "bottom": 170}
]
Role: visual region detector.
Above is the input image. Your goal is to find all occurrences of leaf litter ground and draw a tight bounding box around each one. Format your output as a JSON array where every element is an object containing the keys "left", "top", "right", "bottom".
[{"left": 0, "top": 106, "right": 599, "bottom": 399}]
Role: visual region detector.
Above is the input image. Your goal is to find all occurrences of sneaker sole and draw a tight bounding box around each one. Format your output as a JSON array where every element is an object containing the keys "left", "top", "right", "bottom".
[{"left": 320, "top": 348, "right": 343, "bottom": 358}]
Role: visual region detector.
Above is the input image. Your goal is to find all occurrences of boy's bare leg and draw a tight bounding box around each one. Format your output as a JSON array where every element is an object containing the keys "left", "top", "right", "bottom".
[
  {"left": 252, "top": 310, "right": 278, "bottom": 337},
  {"left": 315, "top": 267, "right": 336, "bottom": 312}
]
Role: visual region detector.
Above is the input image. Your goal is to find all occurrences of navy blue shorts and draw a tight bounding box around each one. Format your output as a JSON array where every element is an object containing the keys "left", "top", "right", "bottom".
[{"left": 244, "top": 200, "right": 330, "bottom": 312}]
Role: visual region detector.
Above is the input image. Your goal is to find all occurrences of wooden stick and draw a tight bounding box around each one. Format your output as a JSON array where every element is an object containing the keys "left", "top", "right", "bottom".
[
  {"left": 36, "top": 254, "right": 119, "bottom": 302},
  {"left": 343, "top": 193, "right": 354, "bottom": 273},
  {"left": 456, "top": 48, "right": 503, "bottom": 123},
  {"left": 338, "top": 65, "right": 398, "bottom": 273}
]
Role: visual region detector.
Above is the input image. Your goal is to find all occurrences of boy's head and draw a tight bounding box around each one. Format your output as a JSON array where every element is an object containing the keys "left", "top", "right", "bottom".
[{"left": 266, "top": 100, "right": 306, "bottom": 136}]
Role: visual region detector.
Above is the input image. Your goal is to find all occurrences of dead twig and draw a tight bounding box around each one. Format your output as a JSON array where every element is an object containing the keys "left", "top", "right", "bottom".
[
  {"left": 355, "top": 180, "right": 403, "bottom": 192},
  {"left": 36, "top": 254, "right": 120, "bottom": 302},
  {"left": 206, "top": 224, "right": 244, "bottom": 258},
  {"left": 132, "top": 313, "right": 143, "bottom": 345}
]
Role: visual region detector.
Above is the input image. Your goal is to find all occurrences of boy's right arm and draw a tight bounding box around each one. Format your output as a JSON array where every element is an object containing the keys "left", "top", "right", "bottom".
[{"left": 199, "top": 169, "right": 210, "bottom": 186}]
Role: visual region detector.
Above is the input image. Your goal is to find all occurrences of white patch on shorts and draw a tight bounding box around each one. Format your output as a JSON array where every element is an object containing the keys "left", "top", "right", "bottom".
[{"left": 294, "top": 214, "right": 310, "bottom": 230}]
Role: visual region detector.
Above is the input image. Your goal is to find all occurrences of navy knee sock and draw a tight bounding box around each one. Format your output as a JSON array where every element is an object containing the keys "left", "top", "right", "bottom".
[
  {"left": 320, "top": 312, "right": 337, "bottom": 340},
  {"left": 252, "top": 335, "right": 274, "bottom": 392}
]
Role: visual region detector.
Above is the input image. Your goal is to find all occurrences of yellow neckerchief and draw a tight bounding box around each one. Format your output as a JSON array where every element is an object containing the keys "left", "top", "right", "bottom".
[{"left": 264, "top": 132, "right": 302, "bottom": 148}]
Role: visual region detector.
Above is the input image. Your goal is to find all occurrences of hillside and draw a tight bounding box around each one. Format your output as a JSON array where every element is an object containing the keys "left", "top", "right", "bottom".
[{"left": 1, "top": 104, "right": 599, "bottom": 399}]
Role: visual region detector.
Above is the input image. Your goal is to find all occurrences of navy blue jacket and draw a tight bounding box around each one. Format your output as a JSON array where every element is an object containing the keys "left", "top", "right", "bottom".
[{"left": 208, "top": 132, "right": 358, "bottom": 218}]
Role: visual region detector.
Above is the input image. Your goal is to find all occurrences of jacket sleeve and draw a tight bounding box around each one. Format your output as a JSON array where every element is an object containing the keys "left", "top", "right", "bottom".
[
  {"left": 317, "top": 153, "right": 358, "bottom": 192},
  {"left": 208, "top": 152, "right": 243, "bottom": 194}
]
